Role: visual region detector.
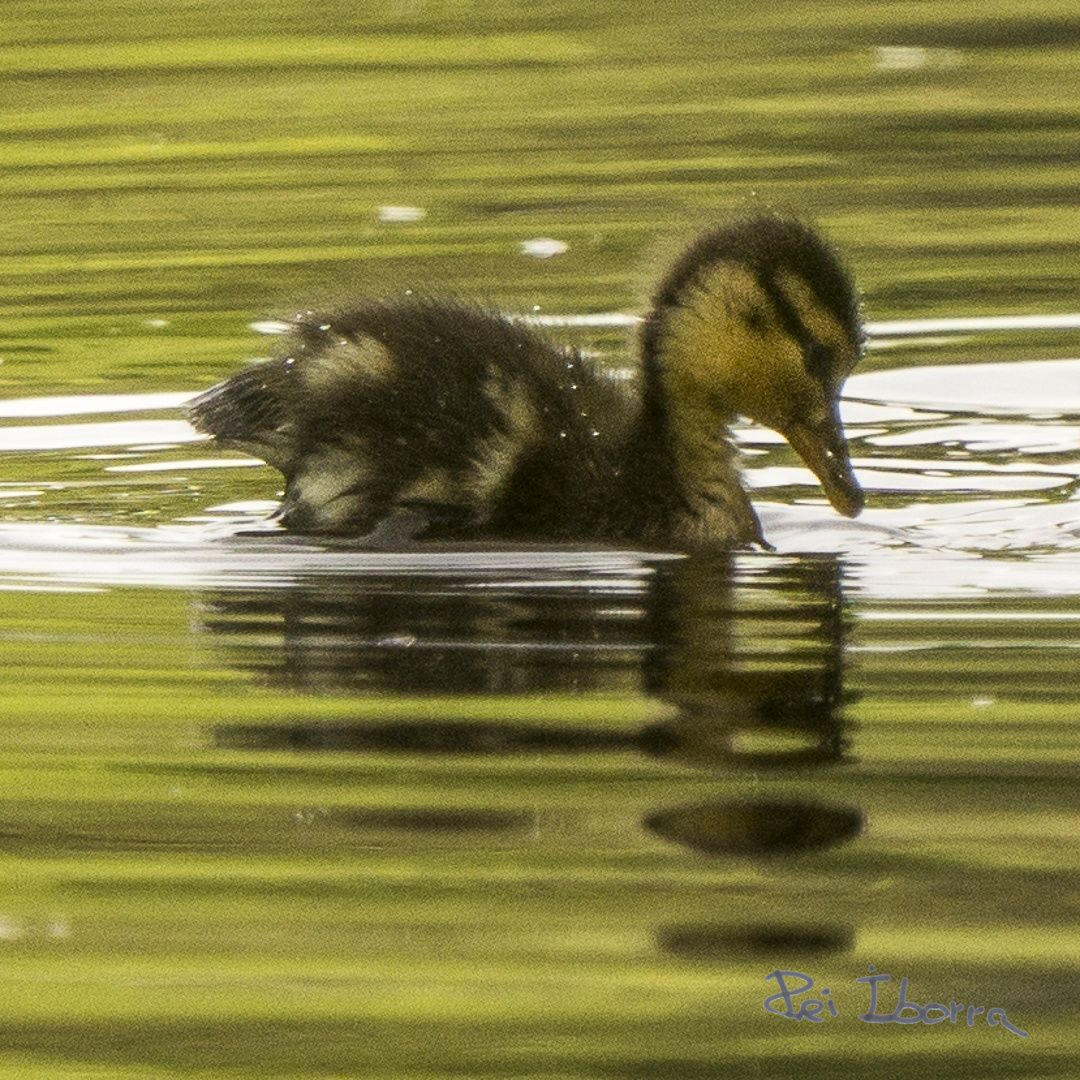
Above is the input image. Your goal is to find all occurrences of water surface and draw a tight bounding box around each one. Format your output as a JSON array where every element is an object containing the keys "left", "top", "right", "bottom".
[{"left": 2, "top": 1, "right": 1079, "bottom": 1076}]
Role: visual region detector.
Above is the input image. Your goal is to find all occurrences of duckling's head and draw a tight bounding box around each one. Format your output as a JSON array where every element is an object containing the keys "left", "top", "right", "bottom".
[{"left": 644, "top": 214, "right": 865, "bottom": 517}]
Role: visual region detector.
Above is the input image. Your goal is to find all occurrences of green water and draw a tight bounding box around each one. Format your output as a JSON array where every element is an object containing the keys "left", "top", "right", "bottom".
[{"left": 1, "top": 2, "right": 1079, "bottom": 1077}]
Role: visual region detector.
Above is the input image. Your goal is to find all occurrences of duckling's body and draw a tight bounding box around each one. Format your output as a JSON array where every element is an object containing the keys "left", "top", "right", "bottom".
[
  {"left": 190, "top": 215, "right": 864, "bottom": 548},
  {"left": 193, "top": 299, "right": 642, "bottom": 541}
]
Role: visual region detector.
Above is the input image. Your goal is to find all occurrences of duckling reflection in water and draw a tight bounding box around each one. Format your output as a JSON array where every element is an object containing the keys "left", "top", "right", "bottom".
[{"left": 190, "top": 214, "right": 864, "bottom": 548}]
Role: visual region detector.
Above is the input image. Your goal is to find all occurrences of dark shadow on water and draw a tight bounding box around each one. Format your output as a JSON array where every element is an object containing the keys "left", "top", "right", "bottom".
[
  {"left": 657, "top": 922, "right": 855, "bottom": 960},
  {"left": 0, "top": 1018, "right": 1051, "bottom": 1079},
  {"left": 642, "top": 554, "right": 852, "bottom": 770},
  {"left": 204, "top": 551, "right": 855, "bottom": 775},
  {"left": 200, "top": 551, "right": 865, "bottom": 891},
  {"left": 329, "top": 807, "right": 533, "bottom": 833},
  {"left": 198, "top": 566, "right": 648, "bottom": 695},
  {"left": 214, "top": 718, "right": 633, "bottom": 754},
  {"left": 644, "top": 798, "right": 864, "bottom": 857}
]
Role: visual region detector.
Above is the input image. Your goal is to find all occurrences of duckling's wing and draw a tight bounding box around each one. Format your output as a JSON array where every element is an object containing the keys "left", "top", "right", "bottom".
[
  {"left": 287, "top": 332, "right": 397, "bottom": 403},
  {"left": 188, "top": 365, "right": 284, "bottom": 439},
  {"left": 191, "top": 324, "right": 396, "bottom": 435},
  {"left": 188, "top": 361, "right": 301, "bottom": 473}
]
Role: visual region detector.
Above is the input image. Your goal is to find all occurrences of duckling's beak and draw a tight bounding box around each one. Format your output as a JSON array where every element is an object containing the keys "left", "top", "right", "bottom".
[{"left": 784, "top": 404, "right": 864, "bottom": 518}]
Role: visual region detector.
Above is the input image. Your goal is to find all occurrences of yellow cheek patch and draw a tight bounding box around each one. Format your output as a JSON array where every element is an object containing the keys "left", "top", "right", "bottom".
[{"left": 658, "top": 260, "right": 812, "bottom": 431}]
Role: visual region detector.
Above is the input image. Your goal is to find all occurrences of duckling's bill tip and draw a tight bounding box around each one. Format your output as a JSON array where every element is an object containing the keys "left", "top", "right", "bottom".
[
  {"left": 831, "top": 484, "right": 865, "bottom": 518},
  {"left": 818, "top": 458, "right": 863, "bottom": 517},
  {"left": 783, "top": 419, "right": 863, "bottom": 519}
]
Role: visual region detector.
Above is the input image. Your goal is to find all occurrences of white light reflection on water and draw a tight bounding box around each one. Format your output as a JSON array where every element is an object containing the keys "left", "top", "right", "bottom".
[
  {"left": 0, "top": 391, "right": 194, "bottom": 419},
  {"left": 0, "top": 354, "right": 1076, "bottom": 598},
  {"left": 105, "top": 458, "right": 262, "bottom": 473},
  {"left": 845, "top": 358, "right": 1080, "bottom": 415},
  {"left": 0, "top": 520, "right": 1074, "bottom": 600},
  {"left": 0, "top": 419, "right": 199, "bottom": 452},
  {"left": 0, "top": 523, "right": 668, "bottom": 593},
  {"left": 869, "top": 423, "right": 1080, "bottom": 453},
  {"left": 750, "top": 464, "right": 1073, "bottom": 493}
]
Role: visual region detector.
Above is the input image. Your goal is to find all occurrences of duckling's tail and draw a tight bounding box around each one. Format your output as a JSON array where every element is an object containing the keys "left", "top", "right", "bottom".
[{"left": 188, "top": 364, "right": 285, "bottom": 443}]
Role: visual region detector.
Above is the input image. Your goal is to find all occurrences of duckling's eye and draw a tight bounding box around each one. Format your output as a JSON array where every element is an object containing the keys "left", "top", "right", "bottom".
[
  {"left": 804, "top": 342, "right": 834, "bottom": 383},
  {"left": 744, "top": 309, "right": 769, "bottom": 334}
]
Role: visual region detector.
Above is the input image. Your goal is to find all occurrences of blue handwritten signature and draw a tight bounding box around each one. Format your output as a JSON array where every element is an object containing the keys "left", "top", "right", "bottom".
[{"left": 763, "top": 967, "right": 1027, "bottom": 1037}]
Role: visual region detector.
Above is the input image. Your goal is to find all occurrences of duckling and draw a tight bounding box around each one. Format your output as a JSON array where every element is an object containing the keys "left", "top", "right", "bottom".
[{"left": 189, "top": 214, "right": 864, "bottom": 548}]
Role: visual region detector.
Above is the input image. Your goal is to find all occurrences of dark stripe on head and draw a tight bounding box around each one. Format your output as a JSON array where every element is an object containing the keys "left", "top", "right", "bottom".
[
  {"left": 647, "top": 214, "right": 862, "bottom": 351},
  {"left": 754, "top": 270, "right": 836, "bottom": 385},
  {"left": 755, "top": 269, "right": 812, "bottom": 349}
]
